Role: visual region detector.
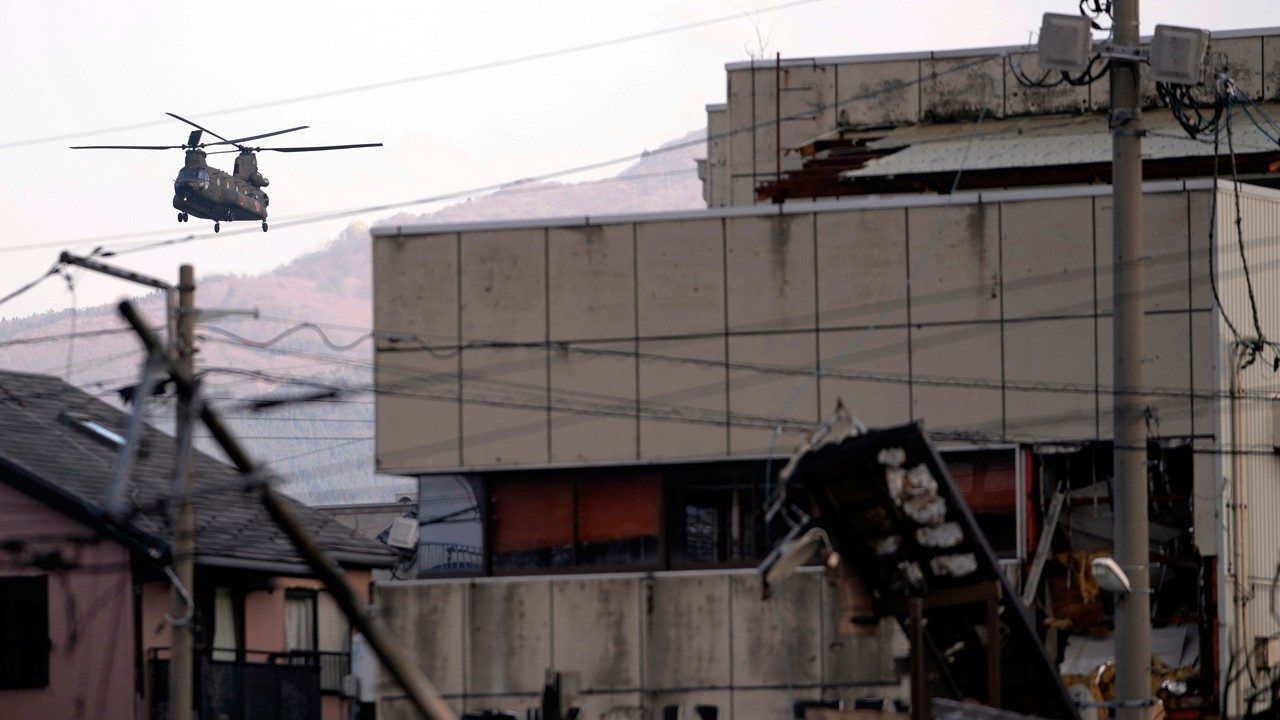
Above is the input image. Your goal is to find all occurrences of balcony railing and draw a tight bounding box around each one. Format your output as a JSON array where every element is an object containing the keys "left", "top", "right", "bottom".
[
  {"left": 147, "top": 646, "right": 343, "bottom": 720},
  {"left": 420, "top": 541, "right": 483, "bottom": 574},
  {"left": 272, "top": 649, "right": 350, "bottom": 695}
]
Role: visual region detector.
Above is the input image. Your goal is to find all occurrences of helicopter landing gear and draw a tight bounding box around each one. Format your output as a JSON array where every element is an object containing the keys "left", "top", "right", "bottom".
[
  {"left": 178, "top": 212, "right": 188, "bottom": 222},
  {"left": 214, "top": 222, "right": 221, "bottom": 233},
  {"left": 261, "top": 221, "right": 268, "bottom": 232}
]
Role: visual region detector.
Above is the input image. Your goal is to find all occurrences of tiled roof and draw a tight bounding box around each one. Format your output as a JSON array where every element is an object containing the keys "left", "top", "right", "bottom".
[{"left": 0, "top": 370, "right": 395, "bottom": 570}]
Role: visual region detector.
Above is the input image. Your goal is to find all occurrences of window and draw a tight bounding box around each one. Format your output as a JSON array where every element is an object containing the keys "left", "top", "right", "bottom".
[
  {"left": 666, "top": 464, "right": 769, "bottom": 566},
  {"left": 0, "top": 575, "right": 49, "bottom": 689},
  {"left": 947, "top": 449, "right": 1020, "bottom": 559},
  {"left": 284, "top": 589, "right": 318, "bottom": 653},
  {"left": 210, "top": 587, "right": 243, "bottom": 662},
  {"left": 489, "top": 473, "right": 659, "bottom": 572}
]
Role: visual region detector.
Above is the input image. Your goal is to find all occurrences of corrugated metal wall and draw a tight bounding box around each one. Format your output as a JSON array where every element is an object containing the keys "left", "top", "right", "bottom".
[{"left": 1213, "top": 183, "right": 1280, "bottom": 712}]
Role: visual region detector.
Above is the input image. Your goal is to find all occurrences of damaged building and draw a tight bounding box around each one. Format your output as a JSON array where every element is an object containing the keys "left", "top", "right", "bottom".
[{"left": 370, "top": 27, "right": 1280, "bottom": 720}]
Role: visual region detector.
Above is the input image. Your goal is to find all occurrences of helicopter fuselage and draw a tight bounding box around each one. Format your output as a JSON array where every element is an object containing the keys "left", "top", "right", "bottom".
[{"left": 172, "top": 149, "right": 268, "bottom": 223}]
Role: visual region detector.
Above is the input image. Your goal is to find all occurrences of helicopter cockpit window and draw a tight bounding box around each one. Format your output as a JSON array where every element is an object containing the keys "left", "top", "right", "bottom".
[{"left": 175, "top": 167, "right": 210, "bottom": 187}]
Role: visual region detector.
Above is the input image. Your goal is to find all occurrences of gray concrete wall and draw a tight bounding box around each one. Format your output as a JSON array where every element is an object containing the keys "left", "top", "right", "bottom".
[
  {"left": 373, "top": 183, "right": 1222, "bottom": 475},
  {"left": 708, "top": 28, "right": 1280, "bottom": 206},
  {"left": 375, "top": 568, "right": 900, "bottom": 720}
]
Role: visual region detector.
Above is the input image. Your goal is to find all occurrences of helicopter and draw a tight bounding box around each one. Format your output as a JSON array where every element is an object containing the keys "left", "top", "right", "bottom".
[{"left": 72, "top": 113, "right": 380, "bottom": 233}]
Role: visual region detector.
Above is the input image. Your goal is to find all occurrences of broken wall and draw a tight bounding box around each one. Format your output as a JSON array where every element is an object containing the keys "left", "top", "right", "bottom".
[{"left": 707, "top": 28, "right": 1280, "bottom": 206}]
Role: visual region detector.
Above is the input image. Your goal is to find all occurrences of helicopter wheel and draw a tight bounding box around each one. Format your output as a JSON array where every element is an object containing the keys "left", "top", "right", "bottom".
[
  {"left": 214, "top": 222, "right": 221, "bottom": 233},
  {"left": 177, "top": 212, "right": 186, "bottom": 222},
  {"left": 261, "top": 222, "right": 268, "bottom": 232}
]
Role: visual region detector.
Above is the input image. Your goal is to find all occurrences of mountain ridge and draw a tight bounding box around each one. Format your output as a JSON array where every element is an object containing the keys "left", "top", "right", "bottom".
[{"left": 0, "top": 129, "right": 706, "bottom": 504}]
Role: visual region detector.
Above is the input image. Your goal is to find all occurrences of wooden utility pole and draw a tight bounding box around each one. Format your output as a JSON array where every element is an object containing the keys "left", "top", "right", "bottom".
[
  {"left": 119, "top": 298, "right": 456, "bottom": 720},
  {"left": 169, "top": 264, "right": 196, "bottom": 720}
]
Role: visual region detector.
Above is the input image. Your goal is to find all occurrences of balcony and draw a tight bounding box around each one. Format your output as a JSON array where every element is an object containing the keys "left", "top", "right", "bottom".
[
  {"left": 147, "top": 647, "right": 348, "bottom": 720},
  {"left": 420, "top": 541, "right": 483, "bottom": 574}
]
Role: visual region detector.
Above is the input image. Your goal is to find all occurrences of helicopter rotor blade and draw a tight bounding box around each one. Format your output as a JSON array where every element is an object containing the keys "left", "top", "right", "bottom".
[
  {"left": 207, "top": 125, "right": 310, "bottom": 147},
  {"left": 255, "top": 143, "right": 383, "bottom": 153},
  {"left": 205, "top": 149, "right": 240, "bottom": 155},
  {"left": 70, "top": 144, "right": 185, "bottom": 150},
  {"left": 165, "top": 112, "right": 230, "bottom": 143}
]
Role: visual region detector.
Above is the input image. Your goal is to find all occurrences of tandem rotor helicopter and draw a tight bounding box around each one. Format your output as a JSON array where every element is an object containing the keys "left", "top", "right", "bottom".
[{"left": 72, "top": 113, "right": 381, "bottom": 233}]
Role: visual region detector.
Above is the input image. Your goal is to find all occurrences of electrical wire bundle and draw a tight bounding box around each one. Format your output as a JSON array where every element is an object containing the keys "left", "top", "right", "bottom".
[
  {"left": 1010, "top": 53, "right": 1110, "bottom": 89},
  {"left": 1157, "top": 75, "right": 1226, "bottom": 139}
]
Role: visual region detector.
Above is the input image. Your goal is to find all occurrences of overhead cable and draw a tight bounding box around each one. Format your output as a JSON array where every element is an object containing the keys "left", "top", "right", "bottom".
[{"left": 0, "top": 0, "right": 826, "bottom": 151}]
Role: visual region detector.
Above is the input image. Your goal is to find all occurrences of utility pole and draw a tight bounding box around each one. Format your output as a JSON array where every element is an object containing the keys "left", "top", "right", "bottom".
[
  {"left": 169, "top": 264, "right": 196, "bottom": 720},
  {"left": 1110, "top": 2, "right": 1151, "bottom": 720}
]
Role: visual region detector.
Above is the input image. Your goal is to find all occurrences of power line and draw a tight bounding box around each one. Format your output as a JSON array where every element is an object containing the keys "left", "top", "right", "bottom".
[
  {"left": 0, "top": 167, "right": 697, "bottom": 257},
  {"left": 0, "top": 0, "right": 826, "bottom": 151}
]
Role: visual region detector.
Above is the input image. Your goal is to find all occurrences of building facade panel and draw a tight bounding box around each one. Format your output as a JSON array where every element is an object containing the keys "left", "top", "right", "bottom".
[
  {"left": 728, "top": 571, "right": 821, "bottom": 686},
  {"left": 832, "top": 59, "right": 920, "bottom": 128},
  {"left": 814, "top": 208, "right": 908, "bottom": 329},
  {"left": 909, "top": 322, "right": 1004, "bottom": 436},
  {"left": 373, "top": 232, "right": 458, "bottom": 339},
  {"left": 547, "top": 224, "right": 634, "bottom": 342},
  {"left": 999, "top": 197, "right": 1095, "bottom": 320},
  {"left": 1095, "top": 191, "right": 1194, "bottom": 315},
  {"left": 1003, "top": 317, "right": 1098, "bottom": 443},
  {"left": 727, "top": 332, "right": 818, "bottom": 454},
  {"left": 637, "top": 337, "right": 728, "bottom": 461},
  {"left": 460, "top": 229, "right": 546, "bottom": 342},
  {"left": 376, "top": 351, "right": 461, "bottom": 471},
  {"left": 907, "top": 203, "right": 1001, "bottom": 324},
  {"left": 635, "top": 219, "right": 725, "bottom": 337},
  {"left": 466, "top": 580, "right": 552, "bottom": 695},
  {"left": 460, "top": 347, "right": 549, "bottom": 467},
  {"left": 551, "top": 576, "right": 643, "bottom": 692},
  {"left": 1267, "top": 35, "right": 1280, "bottom": 101},
  {"left": 725, "top": 214, "right": 816, "bottom": 333},
  {"left": 919, "top": 55, "right": 1005, "bottom": 122},
  {"left": 643, "top": 574, "right": 732, "bottom": 690},
  {"left": 549, "top": 343, "right": 638, "bottom": 463},
  {"left": 1003, "top": 51, "right": 1090, "bottom": 117},
  {"left": 376, "top": 582, "right": 466, "bottom": 697},
  {"left": 817, "top": 327, "right": 912, "bottom": 427}
]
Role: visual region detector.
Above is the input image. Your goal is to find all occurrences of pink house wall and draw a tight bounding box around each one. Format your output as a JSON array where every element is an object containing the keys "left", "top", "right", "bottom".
[{"left": 0, "top": 482, "right": 136, "bottom": 720}]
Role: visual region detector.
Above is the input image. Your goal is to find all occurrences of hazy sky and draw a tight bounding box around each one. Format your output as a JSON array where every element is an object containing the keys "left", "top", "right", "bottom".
[{"left": 3, "top": 1, "right": 1280, "bottom": 318}]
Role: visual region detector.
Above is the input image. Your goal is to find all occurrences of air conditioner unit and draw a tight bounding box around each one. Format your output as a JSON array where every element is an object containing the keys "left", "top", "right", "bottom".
[
  {"left": 385, "top": 515, "right": 420, "bottom": 551},
  {"left": 1038, "top": 13, "right": 1093, "bottom": 72},
  {"left": 1150, "top": 24, "right": 1209, "bottom": 85}
]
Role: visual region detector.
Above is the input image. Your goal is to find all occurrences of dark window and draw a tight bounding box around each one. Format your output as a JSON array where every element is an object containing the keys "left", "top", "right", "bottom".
[
  {"left": 948, "top": 450, "right": 1019, "bottom": 559},
  {"left": 489, "top": 473, "right": 659, "bottom": 572},
  {"left": 0, "top": 575, "right": 50, "bottom": 689},
  {"left": 666, "top": 465, "right": 769, "bottom": 566}
]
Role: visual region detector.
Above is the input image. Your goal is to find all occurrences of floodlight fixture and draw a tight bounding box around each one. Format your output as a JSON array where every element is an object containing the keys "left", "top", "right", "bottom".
[
  {"left": 761, "top": 527, "right": 832, "bottom": 585},
  {"left": 1038, "top": 13, "right": 1094, "bottom": 73},
  {"left": 1150, "top": 24, "right": 1209, "bottom": 85},
  {"left": 1089, "top": 556, "right": 1133, "bottom": 596}
]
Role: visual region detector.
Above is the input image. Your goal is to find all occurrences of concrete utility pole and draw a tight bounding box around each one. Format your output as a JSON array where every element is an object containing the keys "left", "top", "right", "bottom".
[
  {"left": 169, "top": 264, "right": 197, "bottom": 720},
  {"left": 1109, "top": 2, "right": 1152, "bottom": 720}
]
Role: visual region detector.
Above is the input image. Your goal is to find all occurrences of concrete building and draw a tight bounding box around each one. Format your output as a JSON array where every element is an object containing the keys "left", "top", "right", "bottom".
[{"left": 371, "top": 27, "right": 1280, "bottom": 720}]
